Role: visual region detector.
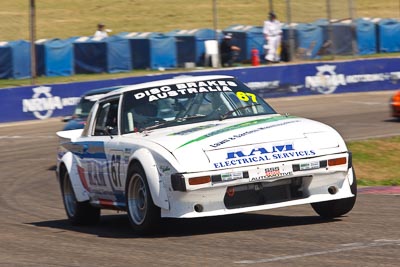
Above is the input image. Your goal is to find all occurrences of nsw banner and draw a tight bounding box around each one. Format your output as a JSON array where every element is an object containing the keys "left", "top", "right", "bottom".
[{"left": 0, "top": 57, "right": 399, "bottom": 123}]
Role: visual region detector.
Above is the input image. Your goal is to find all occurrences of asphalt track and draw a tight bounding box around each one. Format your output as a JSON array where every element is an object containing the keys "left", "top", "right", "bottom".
[{"left": 0, "top": 90, "right": 399, "bottom": 267}]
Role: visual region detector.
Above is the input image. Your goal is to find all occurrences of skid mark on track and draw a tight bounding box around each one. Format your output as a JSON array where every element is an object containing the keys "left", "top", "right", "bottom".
[{"left": 234, "top": 239, "right": 400, "bottom": 264}]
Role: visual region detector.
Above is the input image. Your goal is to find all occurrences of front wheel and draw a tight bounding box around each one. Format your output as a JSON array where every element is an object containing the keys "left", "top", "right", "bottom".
[
  {"left": 311, "top": 168, "right": 357, "bottom": 218},
  {"left": 126, "top": 164, "right": 160, "bottom": 234},
  {"left": 61, "top": 171, "right": 100, "bottom": 225}
]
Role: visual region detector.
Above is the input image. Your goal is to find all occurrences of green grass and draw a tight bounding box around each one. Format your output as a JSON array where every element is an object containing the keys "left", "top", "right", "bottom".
[
  {"left": 357, "top": 179, "right": 400, "bottom": 186},
  {"left": 2, "top": 0, "right": 400, "bottom": 41},
  {"left": 347, "top": 136, "right": 400, "bottom": 186}
]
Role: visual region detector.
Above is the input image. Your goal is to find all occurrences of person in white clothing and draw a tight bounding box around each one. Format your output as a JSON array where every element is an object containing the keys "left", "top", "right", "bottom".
[
  {"left": 263, "top": 12, "right": 282, "bottom": 63},
  {"left": 94, "top": 23, "right": 109, "bottom": 38}
]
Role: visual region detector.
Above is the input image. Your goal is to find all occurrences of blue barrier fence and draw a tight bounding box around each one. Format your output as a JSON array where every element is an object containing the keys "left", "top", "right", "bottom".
[
  {"left": 1, "top": 57, "right": 399, "bottom": 123},
  {"left": 2, "top": 19, "right": 400, "bottom": 79}
]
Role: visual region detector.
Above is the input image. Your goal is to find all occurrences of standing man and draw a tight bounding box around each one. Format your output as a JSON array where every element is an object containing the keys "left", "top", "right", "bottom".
[
  {"left": 220, "top": 33, "right": 241, "bottom": 67},
  {"left": 263, "top": 12, "right": 282, "bottom": 63},
  {"left": 94, "top": 23, "right": 110, "bottom": 38}
]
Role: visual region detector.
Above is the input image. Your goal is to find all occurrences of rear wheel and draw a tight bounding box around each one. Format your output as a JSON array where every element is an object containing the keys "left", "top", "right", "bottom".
[
  {"left": 126, "top": 164, "right": 160, "bottom": 234},
  {"left": 61, "top": 171, "right": 100, "bottom": 225},
  {"left": 311, "top": 168, "right": 357, "bottom": 218}
]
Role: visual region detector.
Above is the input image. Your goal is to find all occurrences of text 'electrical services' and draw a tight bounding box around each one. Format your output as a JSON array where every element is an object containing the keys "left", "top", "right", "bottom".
[{"left": 213, "top": 144, "right": 316, "bottom": 169}]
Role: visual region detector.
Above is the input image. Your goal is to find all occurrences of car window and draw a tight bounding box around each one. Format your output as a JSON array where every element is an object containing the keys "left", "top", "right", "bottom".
[
  {"left": 93, "top": 98, "right": 120, "bottom": 136},
  {"left": 121, "top": 78, "right": 276, "bottom": 133},
  {"left": 74, "top": 97, "right": 95, "bottom": 117}
]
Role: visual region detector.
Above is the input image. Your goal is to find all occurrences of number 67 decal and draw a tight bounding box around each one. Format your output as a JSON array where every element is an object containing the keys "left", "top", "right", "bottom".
[
  {"left": 236, "top": 92, "right": 257, "bottom": 103},
  {"left": 110, "top": 154, "right": 122, "bottom": 187}
]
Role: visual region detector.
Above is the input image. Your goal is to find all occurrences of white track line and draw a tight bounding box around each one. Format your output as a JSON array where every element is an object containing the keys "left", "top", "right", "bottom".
[
  {"left": 344, "top": 100, "right": 386, "bottom": 105},
  {"left": 0, "top": 118, "right": 61, "bottom": 128},
  {"left": 234, "top": 239, "right": 400, "bottom": 264},
  {"left": 0, "top": 135, "right": 56, "bottom": 139}
]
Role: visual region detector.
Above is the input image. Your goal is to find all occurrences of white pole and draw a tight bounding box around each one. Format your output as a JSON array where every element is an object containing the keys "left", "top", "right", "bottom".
[
  {"left": 213, "top": 0, "right": 218, "bottom": 39},
  {"left": 286, "top": 0, "right": 295, "bottom": 61},
  {"left": 212, "top": 0, "right": 220, "bottom": 67}
]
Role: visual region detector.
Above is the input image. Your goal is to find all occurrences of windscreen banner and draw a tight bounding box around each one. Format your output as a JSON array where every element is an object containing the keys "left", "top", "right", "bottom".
[{"left": 0, "top": 57, "right": 399, "bottom": 123}]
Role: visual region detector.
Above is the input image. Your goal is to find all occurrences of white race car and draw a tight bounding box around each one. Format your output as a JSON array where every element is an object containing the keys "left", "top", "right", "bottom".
[{"left": 56, "top": 75, "right": 356, "bottom": 234}]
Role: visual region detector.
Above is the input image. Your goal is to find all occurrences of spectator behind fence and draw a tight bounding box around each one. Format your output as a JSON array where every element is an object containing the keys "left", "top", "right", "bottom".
[
  {"left": 263, "top": 12, "right": 282, "bottom": 63},
  {"left": 220, "top": 33, "right": 241, "bottom": 67},
  {"left": 94, "top": 23, "right": 111, "bottom": 38}
]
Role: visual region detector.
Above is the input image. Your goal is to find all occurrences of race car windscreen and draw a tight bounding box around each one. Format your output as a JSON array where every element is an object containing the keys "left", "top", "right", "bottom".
[
  {"left": 73, "top": 97, "right": 96, "bottom": 118},
  {"left": 121, "top": 78, "right": 277, "bottom": 133}
]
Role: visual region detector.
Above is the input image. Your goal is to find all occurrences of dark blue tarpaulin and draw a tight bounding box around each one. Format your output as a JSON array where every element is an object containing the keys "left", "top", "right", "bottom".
[
  {"left": 106, "top": 35, "right": 132, "bottom": 73},
  {"left": 73, "top": 36, "right": 131, "bottom": 74},
  {"left": 355, "top": 18, "right": 377, "bottom": 55},
  {"left": 313, "top": 19, "right": 354, "bottom": 55},
  {"left": 223, "top": 25, "right": 264, "bottom": 62},
  {"left": 35, "top": 38, "right": 74, "bottom": 77},
  {"left": 0, "top": 40, "right": 31, "bottom": 79},
  {"left": 378, "top": 19, "right": 400, "bottom": 52},
  {"left": 74, "top": 36, "right": 107, "bottom": 74},
  {"left": 0, "top": 43, "right": 12, "bottom": 79},
  {"left": 167, "top": 28, "right": 218, "bottom": 66},
  {"left": 122, "top": 32, "right": 177, "bottom": 70},
  {"left": 295, "top": 23, "right": 324, "bottom": 59}
]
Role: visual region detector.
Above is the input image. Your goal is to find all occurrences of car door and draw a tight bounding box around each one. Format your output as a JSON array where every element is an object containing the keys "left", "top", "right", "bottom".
[{"left": 81, "top": 96, "right": 125, "bottom": 205}]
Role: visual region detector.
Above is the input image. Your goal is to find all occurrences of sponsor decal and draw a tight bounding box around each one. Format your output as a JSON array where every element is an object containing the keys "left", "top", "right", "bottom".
[
  {"left": 108, "top": 150, "right": 124, "bottom": 189},
  {"left": 265, "top": 167, "right": 281, "bottom": 177},
  {"left": 22, "top": 86, "right": 80, "bottom": 120},
  {"left": 177, "top": 115, "right": 297, "bottom": 149},
  {"left": 247, "top": 81, "right": 305, "bottom": 95},
  {"left": 63, "top": 141, "right": 107, "bottom": 159},
  {"left": 299, "top": 161, "right": 320, "bottom": 171},
  {"left": 169, "top": 124, "right": 218, "bottom": 136},
  {"left": 250, "top": 166, "right": 293, "bottom": 181},
  {"left": 213, "top": 143, "right": 315, "bottom": 169},
  {"left": 69, "top": 142, "right": 125, "bottom": 193},
  {"left": 133, "top": 80, "right": 237, "bottom": 102},
  {"left": 86, "top": 159, "right": 108, "bottom": 187},
  {"left": 123, "top": 148, "right": 132, "bottom": 163},
  {"left": 246, "top": 81, "right": 280, "bottom": 90},
  {"left": 160, "top": 166, "right": 171, "bottom": 172},
  {"left": 158, "top": 165, "right": 171, "bottom": 173},
  {"left": 306, "top": 64, "right": 400, "bottom": 95},
  {"left": 221, "top": 172, "right": 243, "bottom": 181},
  {"left": 305, "top": 65, "right": 346, "bottom": 94},
  {"left": 77, "top": 165, "right": 90, "bottom": 191},
  {"left": 209, "top": 119, "right": 298, "bottom": 148}
]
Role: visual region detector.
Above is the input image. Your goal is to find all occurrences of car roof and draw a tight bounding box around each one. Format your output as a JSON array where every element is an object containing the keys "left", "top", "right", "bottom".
[
  {"left": 83, "top": 86, "right": 123, "bottom": 96},
  {"left": 103, "top": 75, "right": 234, "bottom": 98}
]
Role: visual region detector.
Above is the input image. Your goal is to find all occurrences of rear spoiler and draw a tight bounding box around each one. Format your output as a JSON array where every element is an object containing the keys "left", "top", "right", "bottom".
[{"left": 56, "top": 129, "right": 84, "bottom": 141}]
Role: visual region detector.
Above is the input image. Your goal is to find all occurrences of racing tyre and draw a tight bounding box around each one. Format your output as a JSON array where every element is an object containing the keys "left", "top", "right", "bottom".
[
  {"left": 61, "top": 171, "right": 100, "bottom": 225},
  {"left": 126, "top": 164, "right": 160, "bottom": 234},
  {"left": 311, "top": 168, "right": 357, "bottom": 218}
]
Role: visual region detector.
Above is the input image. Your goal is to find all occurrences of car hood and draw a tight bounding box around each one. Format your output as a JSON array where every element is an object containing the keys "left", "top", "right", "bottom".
[{"left": 139, "top": 114, "right": 347, "bottom": 172}]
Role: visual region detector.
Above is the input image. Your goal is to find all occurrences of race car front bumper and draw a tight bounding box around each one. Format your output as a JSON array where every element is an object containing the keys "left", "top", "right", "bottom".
[{"left": 162, "top": 152, "right": 355, "bottom": 218}]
